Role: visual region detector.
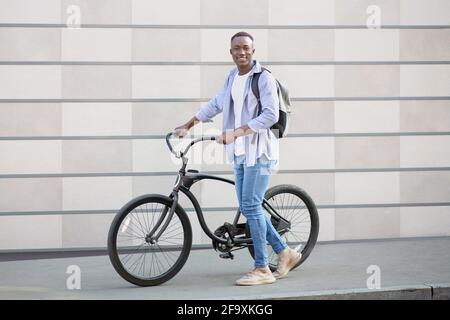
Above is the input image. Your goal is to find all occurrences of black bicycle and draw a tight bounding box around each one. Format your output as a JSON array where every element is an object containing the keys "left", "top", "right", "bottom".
[{"left": 107, "top": 132, "right": 319, "bottom": 286}]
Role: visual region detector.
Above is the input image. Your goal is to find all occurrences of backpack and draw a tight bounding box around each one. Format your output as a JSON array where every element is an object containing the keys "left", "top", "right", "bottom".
[{"left": 251, "top": 67, "right": 291, "bottom": 138}]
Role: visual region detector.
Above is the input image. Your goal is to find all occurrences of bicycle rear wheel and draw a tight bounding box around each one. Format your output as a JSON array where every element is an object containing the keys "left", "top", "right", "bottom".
[
  {"left": 247, "top": 184, "right": 319, "bottom": 272},
  {"left": 107, "top": 194, "right": 192, "bottom": 286}
]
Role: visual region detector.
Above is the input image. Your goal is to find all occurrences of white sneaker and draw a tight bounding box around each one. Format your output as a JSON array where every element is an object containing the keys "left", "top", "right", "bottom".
[
  {"left": 236, "top": 266, "right": 276, "bottom": 286},
  {"left": 273, "top": 248, "right": 301, "bottom": 279}
]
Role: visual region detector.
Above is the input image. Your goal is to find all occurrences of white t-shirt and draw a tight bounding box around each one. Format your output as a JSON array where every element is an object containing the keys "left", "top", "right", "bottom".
[{"left": 231, "top": 71, "right": 251, "bottom": 156}]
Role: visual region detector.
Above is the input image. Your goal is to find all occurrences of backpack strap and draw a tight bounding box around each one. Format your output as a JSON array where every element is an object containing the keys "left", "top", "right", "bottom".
[{"left": 251, "top": 67, "right": 269, "bottom": 116}]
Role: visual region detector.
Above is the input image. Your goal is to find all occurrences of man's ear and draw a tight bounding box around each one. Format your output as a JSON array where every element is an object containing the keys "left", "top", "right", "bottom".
[{"left": 229, "top": 49, "right": 232, "bottom": 56}]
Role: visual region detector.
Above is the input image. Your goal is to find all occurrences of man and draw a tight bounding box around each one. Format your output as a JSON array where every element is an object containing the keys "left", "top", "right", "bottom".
[{"left": 174, "top": 31, "right": 300, "bottom": 286}]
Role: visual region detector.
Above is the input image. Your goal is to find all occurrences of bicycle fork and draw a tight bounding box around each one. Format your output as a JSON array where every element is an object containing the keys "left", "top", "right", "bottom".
[
  {"left": 145, "top": 170, "right": 184, "bottom": 244},
  {"left": 144, "top": 192, "right": 178, "bottom": 244}
]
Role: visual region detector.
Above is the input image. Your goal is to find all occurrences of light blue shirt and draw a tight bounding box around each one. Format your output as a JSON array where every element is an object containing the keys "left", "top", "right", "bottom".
[{"left": 195, "top": 60, "right": 280, "bottom": 167}]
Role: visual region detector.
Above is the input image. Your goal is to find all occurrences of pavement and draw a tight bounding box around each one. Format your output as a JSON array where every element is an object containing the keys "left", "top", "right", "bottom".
[{"left": 0, "top": 237, "right": 449, "bottom": 300}]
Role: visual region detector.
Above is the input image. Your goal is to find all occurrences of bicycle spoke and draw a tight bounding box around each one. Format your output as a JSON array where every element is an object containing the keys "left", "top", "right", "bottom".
[
  {"left": 291, "top": 213, "right": 311, "bottom": 225},
  {"left": 290, "top": 206, "right": 308, "bottom": 222},
  {"left": 160, "top": 230, "right": 184, "bottom": 239},
  {"left": 288, "top": 231, "right": 306, "bottom": 243},
  {"left": 141, "top": 203, "right": 150, "bottom": 236},
  {"left": 161, "top": 222, "right": 182, "bottom": 236},
  {"left": 128, "top": 250, "right": 146, "bottom": 274},
  {"left": 122, "top": 218, "right": 146, "bottom": 238},
  {"left": 153, "top": 247, "right": 165, "bottom": 276},
  {"left": 117, "top": 234, "right": 144, "bottom": 240},
  {"left": 122, "top": 244, "right": 144, "bottom": 267},
  {"left": 137, "top": 249, "right": 146, "bottom": 276},
  {"left": 285, "top": 194, "right": 296, "bottom": 222},
  {"left": 287, "top": 197, "right": 301, "bottom": 223},
  {"left": 159, "top": 239, "right": 183, "bottom": 246},
  {"left": 141, "top": 248, "right": 147, "bottom": 277},
  {"left": 155, "top": 244, "right": 176, "bottom": 271},
  {"left": 149, "top": 246, "right": 158, "bottom": 277},
  {"left": 119, "top": 243, "right": 145, "bottom": 259},
  {"left": 130, "top": 209, "right": 147, "bottom": 236}
]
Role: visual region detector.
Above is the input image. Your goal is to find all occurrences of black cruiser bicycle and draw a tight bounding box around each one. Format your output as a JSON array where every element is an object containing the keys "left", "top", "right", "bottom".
[{"left": 107, "top": 132, "right": 319, "bottom": 286}]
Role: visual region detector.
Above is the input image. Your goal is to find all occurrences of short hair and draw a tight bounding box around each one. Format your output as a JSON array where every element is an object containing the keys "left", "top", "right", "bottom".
[{"left": 230, "top": 31, "right": 254, "bottom": 43}]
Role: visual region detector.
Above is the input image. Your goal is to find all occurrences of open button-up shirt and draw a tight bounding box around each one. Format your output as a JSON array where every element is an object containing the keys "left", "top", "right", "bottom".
[{"left": 195, "top": 60, "right": 280, "bottom": 167}]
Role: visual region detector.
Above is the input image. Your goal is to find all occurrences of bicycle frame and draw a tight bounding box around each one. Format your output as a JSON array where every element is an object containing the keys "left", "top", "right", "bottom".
[{"left": 147, "top": 133, "right": 291, "bottom": 248}]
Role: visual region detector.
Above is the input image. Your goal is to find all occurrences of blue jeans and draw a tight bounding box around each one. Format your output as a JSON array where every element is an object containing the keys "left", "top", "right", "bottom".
[{"left": 233, "top": 154, "right": 288, "bottom": 268}]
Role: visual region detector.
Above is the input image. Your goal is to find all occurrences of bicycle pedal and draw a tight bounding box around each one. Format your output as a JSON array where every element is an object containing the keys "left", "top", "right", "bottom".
[{"left": 219, "top": 252, "right": 234, "bottom": 260}]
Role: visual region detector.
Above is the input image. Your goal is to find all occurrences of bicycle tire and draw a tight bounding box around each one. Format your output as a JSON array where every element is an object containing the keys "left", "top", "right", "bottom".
[{"left": 107, "top": 194, "right": 192, "bottom": 286}]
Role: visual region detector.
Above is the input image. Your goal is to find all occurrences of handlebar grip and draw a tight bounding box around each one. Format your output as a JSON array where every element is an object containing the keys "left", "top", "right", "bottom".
[
  {"left": 200, "top": 136, "right": 216, "bottom": 142},
  {"left": 165, "top": 132, "right": 175, "bottom": 154}
]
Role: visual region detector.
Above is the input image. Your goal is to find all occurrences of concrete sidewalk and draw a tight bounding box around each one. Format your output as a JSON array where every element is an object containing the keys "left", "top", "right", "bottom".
[{"left": 0, "top": 237, "right": 449, "bottom": 300}]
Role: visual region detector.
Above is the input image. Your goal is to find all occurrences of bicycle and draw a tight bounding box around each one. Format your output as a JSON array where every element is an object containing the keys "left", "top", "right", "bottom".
[{"left": 107, "top": 132, "right": 320, "bottom": 286}]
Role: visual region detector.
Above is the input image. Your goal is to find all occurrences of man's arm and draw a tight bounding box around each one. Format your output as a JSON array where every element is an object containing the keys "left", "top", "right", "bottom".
[
  {"left": 176, "top": 72, "right": 232, "bottom": 138},
  {"left": 195, "top": 71, "right": 232, "bottom": 122},
  {"left": 247, "top": 72, "right": 279, "bottom": 132}
]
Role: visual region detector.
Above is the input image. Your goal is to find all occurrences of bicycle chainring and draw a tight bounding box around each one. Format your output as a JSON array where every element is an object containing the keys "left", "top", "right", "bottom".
[{"left": 212, "top": 222, "right": 246, "bottom": 253}]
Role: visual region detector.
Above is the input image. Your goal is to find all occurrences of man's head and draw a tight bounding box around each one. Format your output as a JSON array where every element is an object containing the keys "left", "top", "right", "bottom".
[{"left": 230, "top": 31, "right": 255, "bottom": 70}]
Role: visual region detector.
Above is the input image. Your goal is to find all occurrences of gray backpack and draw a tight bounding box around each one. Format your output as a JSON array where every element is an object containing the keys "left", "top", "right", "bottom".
[{"left": 251, "top": 67, "right": 291, "bottom": 138}]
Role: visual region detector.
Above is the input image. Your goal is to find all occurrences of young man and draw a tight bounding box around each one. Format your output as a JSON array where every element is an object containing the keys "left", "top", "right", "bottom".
[{"left": 174, "top": 32, "right": 300, "bottom": 286}]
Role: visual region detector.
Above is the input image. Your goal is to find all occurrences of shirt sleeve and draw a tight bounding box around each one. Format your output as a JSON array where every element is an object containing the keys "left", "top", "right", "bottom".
[
  {"left": 195, "top": 72, "right": 231, "bottom": 122},
  {"left": 247, "top": 71, "right": 279, "bottom": 132}
]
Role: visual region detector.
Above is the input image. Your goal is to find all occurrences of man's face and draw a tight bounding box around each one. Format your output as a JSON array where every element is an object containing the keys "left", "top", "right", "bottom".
[{"left": 230, "top": 36, "right": 255, "bottom": 68}]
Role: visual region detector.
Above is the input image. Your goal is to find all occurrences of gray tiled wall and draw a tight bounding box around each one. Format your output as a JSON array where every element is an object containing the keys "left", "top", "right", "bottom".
[{"left": 0, "top": 0, "right": 449, "bottom": 250}]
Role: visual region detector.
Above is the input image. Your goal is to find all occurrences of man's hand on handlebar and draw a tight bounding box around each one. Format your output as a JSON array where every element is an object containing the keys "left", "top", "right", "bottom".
[
  {"left": 174, "top": 116, "right": 201, "bottom": 138},
  {"left": 216, "top": 131, "right": 236, "bottom": 145},
  {"left": 216, "top": 125, "right": 252, "bottom": 144},
  {"left": 174, "top": 125, "right": 190, "bottom": 138}
]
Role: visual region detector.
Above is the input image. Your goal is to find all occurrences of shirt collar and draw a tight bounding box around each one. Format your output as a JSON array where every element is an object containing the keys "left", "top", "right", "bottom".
[{"left": 230, "top": 60, "right": 262, "bottom": 78}]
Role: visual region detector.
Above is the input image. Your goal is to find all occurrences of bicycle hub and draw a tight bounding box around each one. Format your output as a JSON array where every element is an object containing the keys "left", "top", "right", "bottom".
[{"left": 145, "top": 235, "right": 157, "bottom": 244}]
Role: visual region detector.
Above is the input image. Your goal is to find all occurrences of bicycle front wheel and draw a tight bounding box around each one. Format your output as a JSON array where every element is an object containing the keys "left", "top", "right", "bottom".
[{"left": 107, "top": 194, "right": 192, "bottom": 286}]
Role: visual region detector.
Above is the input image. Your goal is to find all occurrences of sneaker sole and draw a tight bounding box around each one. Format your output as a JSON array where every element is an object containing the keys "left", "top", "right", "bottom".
[{"left": 235, "top": 278, "right": 276, "bottom": 286}]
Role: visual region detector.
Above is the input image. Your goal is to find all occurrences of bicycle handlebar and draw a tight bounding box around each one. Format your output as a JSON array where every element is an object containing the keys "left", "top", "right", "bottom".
[{"left": 166, "top": 132, "right": 216, "bottom": 158}]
